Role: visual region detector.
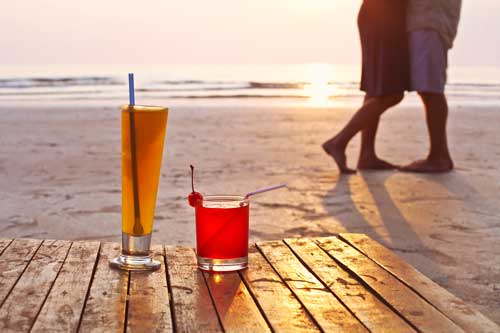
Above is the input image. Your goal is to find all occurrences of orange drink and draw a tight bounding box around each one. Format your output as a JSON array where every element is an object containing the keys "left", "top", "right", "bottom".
[
  {"left": 110, "top": 104, "right": 168, "bottom": 271},
  {"left": 121, "top": 105, "right": 168, "bottom": 236}
]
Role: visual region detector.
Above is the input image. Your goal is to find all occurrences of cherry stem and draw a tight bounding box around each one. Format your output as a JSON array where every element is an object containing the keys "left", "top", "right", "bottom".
[{"left": 190, "top": 165, "right": 195, "bottom": 192}]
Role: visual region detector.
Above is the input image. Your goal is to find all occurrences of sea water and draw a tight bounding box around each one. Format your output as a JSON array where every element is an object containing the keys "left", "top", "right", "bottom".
[{"left": 0, "top": 64, "right": 499, "bottom": 108}]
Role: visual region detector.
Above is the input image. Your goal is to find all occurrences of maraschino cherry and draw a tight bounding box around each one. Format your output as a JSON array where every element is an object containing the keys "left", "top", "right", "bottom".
[{"left": 188, "top": 165, "right": 203, "bottom": 207}]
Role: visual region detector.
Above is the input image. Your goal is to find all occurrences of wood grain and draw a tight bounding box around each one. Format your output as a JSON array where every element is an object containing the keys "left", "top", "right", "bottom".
[
  {"left": 241, "top": 244, "right": 320, "bottom": 333},
  {"left": 79, "top": 242, "right": 128, "bottom": 333},
  {"left": 0, "top": 239, "right": 12, "bottom": 256},
  {"left": 339, "top": 233, "right": 500, "bottom": 333},
  {"left": 0, "top": 239, "right": 72, "bottom": 332},
  {"left": 257, "top": 240, "right": 368, "bottom": 333},
  {"left": 1, "top": 236, "right": 496, "bottom": 332},
  {"left": 317, "top": 237, "right": 465, "bottom": 333},
  {"left": 165, "top": 246, "right": 223, "bottom": 333},
  {"left": 0, "top": 238, "right": 43, "bottom": 306},
  {"left": 204, "top": 271, "right": 271, "bottom": 333},
  {"left": 31, "top": 241, "right": 100, "bottom": 332},
  {"left": 285, "top": 238, "right": 416, "bottom": 333},
  {"left": 126, "top": 245, "right": 173, "bottom": 333}
]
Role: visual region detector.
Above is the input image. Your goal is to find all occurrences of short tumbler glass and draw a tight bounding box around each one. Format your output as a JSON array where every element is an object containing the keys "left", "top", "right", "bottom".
[{"left": 195, "top": 195, "right": 249, "bottom": 272}]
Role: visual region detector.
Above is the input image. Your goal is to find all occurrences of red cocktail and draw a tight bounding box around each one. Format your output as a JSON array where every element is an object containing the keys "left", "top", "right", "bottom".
[{"left": 195, "top": 195, "right": 249, "bottom": 271}]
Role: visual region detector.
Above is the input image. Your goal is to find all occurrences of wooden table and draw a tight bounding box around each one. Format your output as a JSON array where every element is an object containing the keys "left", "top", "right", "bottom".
[{"left": 0, "top": 234, "right": 497, "bottom": 332}]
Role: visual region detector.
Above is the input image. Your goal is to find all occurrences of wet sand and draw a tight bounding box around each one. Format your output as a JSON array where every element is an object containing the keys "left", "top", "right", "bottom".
[{"left": 0, "top": 104, "right": 499, "bottom": 323}]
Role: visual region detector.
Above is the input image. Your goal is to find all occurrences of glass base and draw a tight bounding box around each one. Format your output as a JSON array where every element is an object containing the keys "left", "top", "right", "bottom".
[
  {"left": 197, "top": 256, "right": 248, "bottom": 272},
  {"left": 109, "top": 254, "right": 161, "bottom": 271},
  {"left": 109, "top": 232, "right": 160, "bottom": 271}
]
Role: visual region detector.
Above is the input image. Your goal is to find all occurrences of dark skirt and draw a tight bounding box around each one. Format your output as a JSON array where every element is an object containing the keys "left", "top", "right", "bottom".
[{"left": 358, "top": 0, "right": 409, "bottom": 96}]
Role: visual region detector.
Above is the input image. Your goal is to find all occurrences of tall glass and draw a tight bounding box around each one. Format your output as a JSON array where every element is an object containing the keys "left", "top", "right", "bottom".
[
  {"left": 195, "top": 195, "right": 249, "bottom": 272},
  {"left": 110, "top": 105, "right": 168, "bottom": 271}
]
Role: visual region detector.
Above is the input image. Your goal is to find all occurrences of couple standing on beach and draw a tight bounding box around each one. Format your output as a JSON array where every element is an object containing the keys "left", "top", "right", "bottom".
[{"left": 323, "top": 0, "right": 462, "bottom": 174}]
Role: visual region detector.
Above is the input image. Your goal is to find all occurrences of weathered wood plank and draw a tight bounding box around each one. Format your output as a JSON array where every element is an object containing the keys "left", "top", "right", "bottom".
[
  {"left": 285, "top": 238, "right": 416, "bottom": 333},
  {"left": 0, "top": 239, "right": 13, "bottom": 256},
  {"left": 0, "top": 238, "right": 43, "bottom": 306},
  {"left": 339, "top": 233, "right": 500, "bottom": 333},
  {"left": 204, "top": 271, "right": 271, "bottom": 333},
  {"left": 257, "top": 240, "right": 368, "bottom": 333},
  {"left": 126, "top": 245, "right": 173, "bottom": 333},
  {"left": 316, "top": 237, "right": 465, "bottom": 333},
  {"left": 31, "top": 241, "right": 100, "bottom": 332},
  {"left": 79, "top": 242, "right": 128, "bottom": 333},
  {"left": 0, "top": 240, "right": 72, "bottom": 332},
  {"left": 241, "top": 244, "right": 320, "bottom": 333},
  {"left": 165, "top": 246, "right": 223, "bottom": 333}
]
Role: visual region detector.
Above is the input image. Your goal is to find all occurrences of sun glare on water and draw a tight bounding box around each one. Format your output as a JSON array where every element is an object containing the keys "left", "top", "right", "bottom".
[{"left": 303, "top": 63, "right": 337, "bottom": 106}]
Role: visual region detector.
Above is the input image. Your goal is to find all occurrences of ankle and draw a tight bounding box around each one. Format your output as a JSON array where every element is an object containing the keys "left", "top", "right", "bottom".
[
  {"left": 426, "top": 154, "right": 453, "bottom": 168},
  {"left": 359, "top": 151, "right": 377, "bottom": 161},
  {"left": 324, "top": 137, "right": 347, "bottom": 152},
  {"left": 427, "top": 152, "right": 451, "bottom": 162}
]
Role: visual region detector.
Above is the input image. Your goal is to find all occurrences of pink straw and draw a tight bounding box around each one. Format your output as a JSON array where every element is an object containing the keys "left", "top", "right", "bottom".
[{"left": 245, "top": 184, "right": 287, "bottom": 199}]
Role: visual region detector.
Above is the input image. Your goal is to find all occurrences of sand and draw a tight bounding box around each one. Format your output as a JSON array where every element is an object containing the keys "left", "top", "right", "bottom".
[{"left": 0, "top": 103, "right": 499, "bottom": 324}]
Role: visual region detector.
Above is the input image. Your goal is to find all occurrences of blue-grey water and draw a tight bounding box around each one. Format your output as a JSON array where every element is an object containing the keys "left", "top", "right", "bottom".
[{"left": 0, "top": 64, "right": 499, "bottom": 107}]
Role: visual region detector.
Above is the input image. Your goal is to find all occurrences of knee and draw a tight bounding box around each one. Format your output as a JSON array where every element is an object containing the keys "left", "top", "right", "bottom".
[
  {"left": 377, "top": 93, "right": 404, "bottom": 108},
  {"left": 418, "top": 91, "right": 445, "bottom": 101},
  {"left": 418, "top": 92, "right": 448, "bottom": 109}
]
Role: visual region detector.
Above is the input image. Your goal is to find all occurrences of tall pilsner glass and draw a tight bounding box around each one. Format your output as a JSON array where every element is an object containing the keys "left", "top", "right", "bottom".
[{"left": 110, "top": 105, "right": 168, "bottom": 271}]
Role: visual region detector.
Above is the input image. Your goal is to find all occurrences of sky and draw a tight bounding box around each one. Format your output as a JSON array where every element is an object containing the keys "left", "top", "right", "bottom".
[{"left": 0, "top": 0, "right": 499, "bottom": 66}]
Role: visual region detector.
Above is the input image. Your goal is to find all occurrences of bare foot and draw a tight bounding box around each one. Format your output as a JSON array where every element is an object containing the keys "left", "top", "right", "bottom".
[
  {"left": 357, "top": 156, "right": 398, "bottom": 170},
  {"left": 322, "top": 140, "right": 356, "bottom": 174},
  {"left": 399, "top": 157, "right": 454, "bottom": 173}
]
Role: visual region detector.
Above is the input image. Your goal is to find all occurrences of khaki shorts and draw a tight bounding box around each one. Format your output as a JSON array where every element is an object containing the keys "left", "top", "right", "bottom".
[{"left": 409, "top": 29, "right": 448, "bottom": 93}]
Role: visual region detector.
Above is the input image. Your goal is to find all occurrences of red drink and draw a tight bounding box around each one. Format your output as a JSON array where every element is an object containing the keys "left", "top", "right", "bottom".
[{"left": 195, "top": 195, "right": 249, "bottom": 271}]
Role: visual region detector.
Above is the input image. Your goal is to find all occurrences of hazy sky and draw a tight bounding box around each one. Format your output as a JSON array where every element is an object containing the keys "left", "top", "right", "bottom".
[{"left": 1, "top": 0, "right": 499, "bottom": 66}]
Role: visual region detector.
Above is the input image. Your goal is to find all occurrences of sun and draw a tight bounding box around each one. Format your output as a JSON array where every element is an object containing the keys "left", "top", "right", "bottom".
[{"left": 281, "top": 0, "right": 338, "bottom": 13}]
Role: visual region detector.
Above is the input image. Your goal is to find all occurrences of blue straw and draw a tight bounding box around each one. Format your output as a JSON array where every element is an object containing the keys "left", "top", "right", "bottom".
[
  {"left": 127, "top": 72, "right": 142, "bottom": 234},
  {"left": 128, "top": 73, "right": 135, "bottom": 105}
]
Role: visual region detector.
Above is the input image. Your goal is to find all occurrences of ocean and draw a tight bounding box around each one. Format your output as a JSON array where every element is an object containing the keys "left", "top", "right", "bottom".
[{"left": 0, "top": 64, "right": 499, "bottom": 108}]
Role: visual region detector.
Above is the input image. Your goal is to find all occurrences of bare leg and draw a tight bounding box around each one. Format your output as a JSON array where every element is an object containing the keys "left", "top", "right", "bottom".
[
  {"left": 400, "top": 92, "right": 454, "bottom": 173},
  {"left": 357, "top": 98, "right": 399, "bottom": 170},
  {"left": 323, "top": 93, "right": 403, "bottom": 174}
]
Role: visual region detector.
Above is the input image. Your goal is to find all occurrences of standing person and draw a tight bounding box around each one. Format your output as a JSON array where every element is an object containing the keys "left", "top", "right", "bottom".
[
  {"left": 322, "top": 0, "right": 409, "bottom": 174},
  {"left": 400, "top": 0, "right": 462, "bottom": 172}
]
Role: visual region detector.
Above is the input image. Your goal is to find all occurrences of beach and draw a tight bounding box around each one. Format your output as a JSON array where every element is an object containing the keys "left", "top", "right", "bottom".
[{"left": 0, "top": 103, "right": 499, "bottom": 324}]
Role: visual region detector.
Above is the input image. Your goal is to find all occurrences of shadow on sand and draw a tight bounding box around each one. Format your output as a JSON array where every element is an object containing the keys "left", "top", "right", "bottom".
[{"left": 321, "top": 170, "right": 462, "bottom": 278}]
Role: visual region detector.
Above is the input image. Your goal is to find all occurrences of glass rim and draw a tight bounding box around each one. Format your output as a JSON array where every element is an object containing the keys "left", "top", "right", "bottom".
[
  {"left": 121, "top": 105, "right": 168, "bottom": 112},
  {"left": 201, "top": 194, "right": 249, "bottom": 204}
]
